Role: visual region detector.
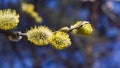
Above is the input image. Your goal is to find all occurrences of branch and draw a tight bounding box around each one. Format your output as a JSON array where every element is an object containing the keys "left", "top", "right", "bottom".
[
  {"left": 0, "top": 30, "right": 26, "bottom": 41},
  {"left": 102, "top": 4, "right": 120, "bottom": 27},
  {"left": 59, "top": 21, "right": 87, "bottom": 32},
  {"left": 0, "top": 30, "right": 26, "bottom": 36}
]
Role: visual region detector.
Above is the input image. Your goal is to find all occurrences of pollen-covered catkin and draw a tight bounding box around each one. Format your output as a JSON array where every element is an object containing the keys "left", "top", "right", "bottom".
[
  {"left": 26, "top": 26, "right": 53, "bottom": 46},
  {"left": 0, "top": 9, "right": 19, "bottom": 30},
  {"left": 71, "top": 21, "right": 93, "bottom": 35},
  {"left": 50, "top": 31, "right": 71, "bottom": 50}
]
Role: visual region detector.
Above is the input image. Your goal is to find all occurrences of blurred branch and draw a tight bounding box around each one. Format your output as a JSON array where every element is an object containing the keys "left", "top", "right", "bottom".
[
  {"left": 30, "top": 46, "right": 40, "bottom": 68},
  {"left": 102, "top": 4, "right": 120, "bottom": 27},
  {"left": 90, "top": 0, "right": 101, "bottom": 27}
]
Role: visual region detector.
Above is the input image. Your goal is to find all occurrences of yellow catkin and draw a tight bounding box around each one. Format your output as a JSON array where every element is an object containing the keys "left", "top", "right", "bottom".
[
  {"left": 22, "top": 3, "right": 42, "bottom": 23},
  {"left": 26, "top": 26, "right": 53, "bottom": 46},
  {"left": 22, "top": 3, "right": 34, "bottom": 13},
  {"left": 34, "top": 15, "right": 42, "bottom": 23},
  {"left": 72, "top": 21, "right": 93, "bottom": 35},
  {"left": 50, "top": 31, "right": 71, "bottom": 50},
  {"left": 0, "top": 9, "right": 19, "bottom": 30},
  {"left": 31, "top": 11, "right": 39, "bottom": 18}
]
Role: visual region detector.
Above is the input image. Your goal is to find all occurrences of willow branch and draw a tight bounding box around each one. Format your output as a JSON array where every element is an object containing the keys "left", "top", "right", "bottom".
[
  {"left": 0, "top": 30, "right": 26, "bottom": 36},
  {"left": 59, "top": 21, "right": 86, "bottom": 32}
]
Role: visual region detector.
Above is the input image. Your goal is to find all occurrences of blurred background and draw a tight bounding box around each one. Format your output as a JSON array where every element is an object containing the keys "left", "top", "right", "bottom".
[{"left": 0, "top": 0, "right": 120, "bottom": 68}]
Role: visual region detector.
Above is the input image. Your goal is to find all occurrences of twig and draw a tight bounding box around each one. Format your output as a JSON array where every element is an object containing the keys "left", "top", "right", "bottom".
[
  {"left": 102, "top": 4, "right": 120, "bottom": 27},
  {"left": 58, "top": 21, "right": 88, "bottom": 32},
  {"left": 0, "top": 30, "right": 26, "bottom": 36}
]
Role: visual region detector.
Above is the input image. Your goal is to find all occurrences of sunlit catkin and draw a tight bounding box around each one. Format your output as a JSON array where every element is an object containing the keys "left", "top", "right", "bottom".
[
  {"left": 71, "top": 21, "right": 93, "bottom": 35},
  {"left": 0, "top": 9, "right": 19, "bottom": 30},
  {"left": 50, "top": 31, "right": 71, "bottom": 50},
  {"left": 26, "top": 26, "right": 53, "bottom": 46}
]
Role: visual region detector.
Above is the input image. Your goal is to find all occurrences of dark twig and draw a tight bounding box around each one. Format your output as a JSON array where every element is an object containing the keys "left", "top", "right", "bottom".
[
  {"left": 0, "top": 30, "right": 26, "bottom": 36},
  {"left": 102, "top": 4, "right": 120, "bottom": 27}
]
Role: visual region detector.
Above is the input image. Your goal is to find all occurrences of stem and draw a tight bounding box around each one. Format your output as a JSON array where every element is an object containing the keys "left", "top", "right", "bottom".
[
  {"left": 58, "top": 21, "right": 87, "bottom": 33},
  {"left": 68, "top": 24, "right": 83, "bottom": 32},
  {"left": 13, "top": 31, "right": 27, "bottom": 36},
  {"left": 0, "top": 30, "right": 26, "bottom": 36}
]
